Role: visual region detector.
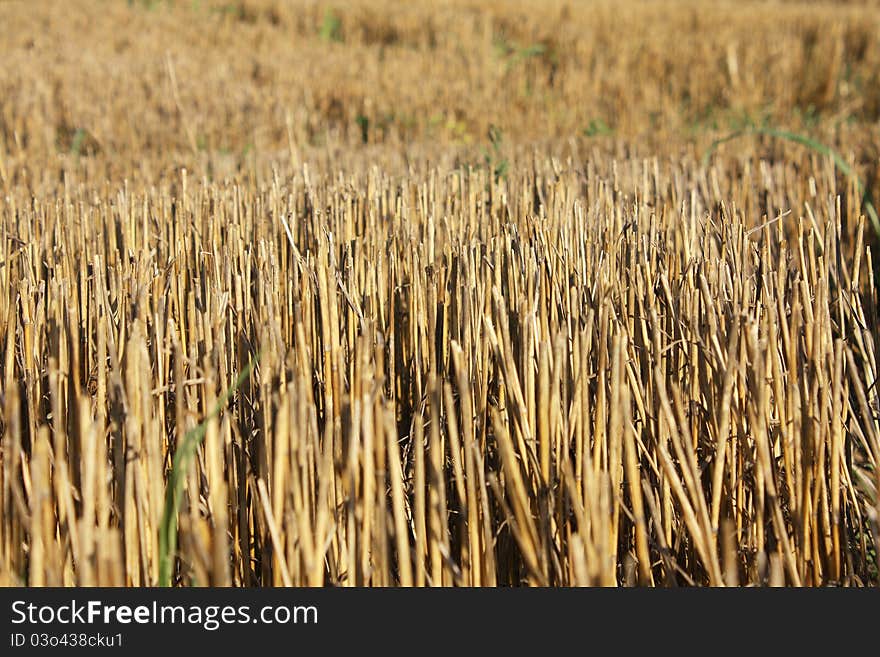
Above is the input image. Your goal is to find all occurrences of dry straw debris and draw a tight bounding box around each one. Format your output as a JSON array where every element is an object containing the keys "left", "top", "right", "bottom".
[{"left": 0, "top": 0, "right": 878, "bottom": 586}]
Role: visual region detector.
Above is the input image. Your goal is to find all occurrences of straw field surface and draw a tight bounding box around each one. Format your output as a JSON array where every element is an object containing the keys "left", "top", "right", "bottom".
[{"left": 1, "top": 0, "right": 878, "bottom": 586}]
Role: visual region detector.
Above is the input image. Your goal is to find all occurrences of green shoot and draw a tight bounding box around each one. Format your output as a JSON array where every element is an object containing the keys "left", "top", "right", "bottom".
[
  {"left": 157, "top": 352, "right": 260, "bottom": 587},
  {"left": 703, "top": 126, "right": 880, "bottom": 239}
]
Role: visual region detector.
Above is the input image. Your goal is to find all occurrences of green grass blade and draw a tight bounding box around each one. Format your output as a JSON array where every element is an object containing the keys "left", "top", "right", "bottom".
[
  {"left": 157, "top": 352, "right": 260, "bottom": 587},
  {"left": 702, "top": 126, "right": 880, "bottom": 240}
]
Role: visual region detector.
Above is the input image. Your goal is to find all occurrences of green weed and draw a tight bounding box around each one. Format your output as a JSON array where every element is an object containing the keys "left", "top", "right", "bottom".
[{"left": 158, "top": 353, "right": 260, "bottom": 587}]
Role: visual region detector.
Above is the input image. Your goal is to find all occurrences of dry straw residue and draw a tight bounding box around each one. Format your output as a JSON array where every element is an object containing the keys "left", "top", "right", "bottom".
[{"left": 0, "top": 0, "right": 878, "bottom": 587}]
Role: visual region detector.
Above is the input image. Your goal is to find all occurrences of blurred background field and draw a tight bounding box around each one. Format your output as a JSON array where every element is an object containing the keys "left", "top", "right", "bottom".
[{"left": 4, "top": 0, "right": 880, "bottom": 184}]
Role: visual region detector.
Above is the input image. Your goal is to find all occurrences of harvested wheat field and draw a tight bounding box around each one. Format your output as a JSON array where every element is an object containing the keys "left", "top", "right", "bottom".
[{"left": 0, "top": 0, "right": 878, "bottom": 588}]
